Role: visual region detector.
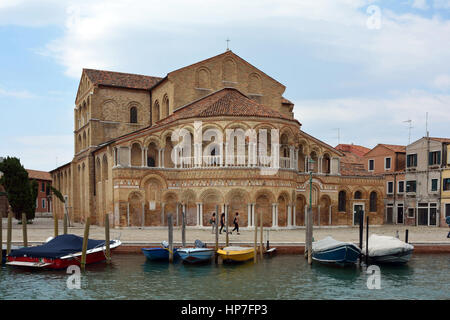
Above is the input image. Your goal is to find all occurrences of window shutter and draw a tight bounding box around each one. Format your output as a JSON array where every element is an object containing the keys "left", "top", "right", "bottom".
[{"left": 437, "top": 151, "right": 441, "bottom": 164}]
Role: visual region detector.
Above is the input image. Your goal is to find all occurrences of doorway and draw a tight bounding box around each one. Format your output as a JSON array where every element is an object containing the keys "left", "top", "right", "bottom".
[
  {"left": 353, "top": 203, "right": 365, "bottom": 226},
  {"left": 397, "top": 204, "right": 404, "bottom": 224}
]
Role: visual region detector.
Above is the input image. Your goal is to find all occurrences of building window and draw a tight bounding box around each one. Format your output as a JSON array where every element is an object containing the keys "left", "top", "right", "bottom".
[
  {"left": 443, "top": 178, "right": 450, "bottom": 191},
  {"left": 408, "top": 207, "right": 415, "bottom": 218},
  {"left": 368, "top": 159, "right": 374, "bottom": 171},
  {"left": 130, "top": 107, "right": 138, "bottom": 123},
  {"left": 147, "top": 156, "right": 156, "bottom": 167},
  {"left": 354, "top": 191, "right": 362, "bottom": 199},
  {"left": 398, "top": 181, "right": 405, "bottom": 193},
  {"left": 428, "top": 151, "right": 441, "bottom": 166},
  {"left": 407, "top": 154, "right": 417, "bottom": 167},
  {"left": 370, "top": 192, "right": 377, "bottom": 212},
  {"left": 446, "top": 204, "right": 450, "bottom": 218},
  {"left": 41, "top": 182, "right": 45, "bottom": 192},
  {"left": 387, "top": 181, "right": 394, "bottom": 194},
  {"left": 385, "top": 157, "right": 391, "bottom": 170},
  {"left": 42, "top": 199, "right": 46, "bottom": 209},
  {"left": 406, "top": 180, "right": 416, "bottom": 193},
  {"left": 338, "top": 191, "right": 346, "bottom": 212},
  {"left": 431, "top": 179, "right": 438, "bottom": 192}
]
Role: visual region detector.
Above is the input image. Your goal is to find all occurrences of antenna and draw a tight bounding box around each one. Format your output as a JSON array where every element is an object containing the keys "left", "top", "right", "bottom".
[
  {"left": 226, "top": 38, "right": 230, "bottom": 51},
  {"left": 333, "top": 128, "right": 340, "bottom": 145},
  {"left": 403, "top": 119, "right": 413, "bottom": 145},
  {"left": 425, "top": 112, "right": 429, "bottom": 137}
]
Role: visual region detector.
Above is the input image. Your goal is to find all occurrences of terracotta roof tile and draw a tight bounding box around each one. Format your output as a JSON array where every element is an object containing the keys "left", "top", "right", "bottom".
[
  {"left": 428, "top": 137, "right": 450, "bottom": 143},
  {"left": 282, "top": 97, "right": 293, "bottom": 105},
  {"left": 335, "top": 144, "right": 370, "bottom": 157},
  {"left": 378, "top": 144, "right": 406, "bottom": 153},
  {"left": 26, "top": 169, "right": 52, "bottom": 181},
  {"left": 84, "top": 69, "right": 162, "bottom": 90},
  {"left": 155, "top": 88, "right": 294, "bottom": 127}
]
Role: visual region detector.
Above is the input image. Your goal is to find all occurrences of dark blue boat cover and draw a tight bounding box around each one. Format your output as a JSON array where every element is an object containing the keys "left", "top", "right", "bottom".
[{"left": 8, "top": 234, "right": 110, "bottom": 259}]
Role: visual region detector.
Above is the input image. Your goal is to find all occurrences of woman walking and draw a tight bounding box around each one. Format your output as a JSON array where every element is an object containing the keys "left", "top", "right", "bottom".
[
  {"left": 231, "top": 212, "right": 240, "bottom": 235},
  {"left": 219, "top": 212, "right": 225, "bottom": 234},
  {"left": 210, "top": 212, "right": 216, "bottom": 234}
]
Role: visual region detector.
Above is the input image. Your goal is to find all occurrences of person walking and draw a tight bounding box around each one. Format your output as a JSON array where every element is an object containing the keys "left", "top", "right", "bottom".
[
  {"left": 231, "top": 212, "right": 240, "bottom": 235},
  {"left": 219, "top": 212, "right": 225, "bottom": 234},
  {"left": 210, "top": 212, "right": 216, "bottom": 234}
]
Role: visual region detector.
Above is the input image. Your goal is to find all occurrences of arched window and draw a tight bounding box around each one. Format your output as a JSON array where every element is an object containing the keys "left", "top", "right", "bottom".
[
  {"left": 370, "top": 192, "right": 377, "bottom": 212},
  {"left": 354, "top": 191, "right": 362, "bottom": 199},
  {"left": 338, "top": 191, "right": 346, "bottom": 212},
  {"left": 130, "top": 107, "right": 138, "bottom": 123}
]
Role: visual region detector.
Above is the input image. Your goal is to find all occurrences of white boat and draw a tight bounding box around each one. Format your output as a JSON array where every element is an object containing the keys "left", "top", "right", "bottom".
[
  {"left": 177, "top": 239, "right": 214, "bottom": 264},
  {"left": 362, "top": 234, "right": 414, "bottom": 264}
]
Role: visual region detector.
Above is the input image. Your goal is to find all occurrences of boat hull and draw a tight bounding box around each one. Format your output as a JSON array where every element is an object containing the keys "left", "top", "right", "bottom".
[
  {"left": 368, "top": 249, "right": 413, "bottom": 265},
  {"left": 142, "top": 247, "right": 178, "bottom": 261},
  {"left": 312, "top": 244, "right": 361, "bottom": 266},
  {"left": 217, "top": 247, "right": 255, "bottom": 262},
  {"left": 177, "top": 248, "right": 214, "bottom": 264},
  {"left": 6, "top": 240, "right": 121, "bottom": 269}
]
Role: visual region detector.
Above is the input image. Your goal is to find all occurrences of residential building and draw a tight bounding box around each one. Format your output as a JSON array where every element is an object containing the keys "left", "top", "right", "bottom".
[
  {"left": 440, "top": 142, "right": 450, "bottom": 226},
  {"left": 363, "top": 144, "right": 408, "bottom": 225},
  {"left": 405, "top": 137, "right": 450, "bottom": 226}
]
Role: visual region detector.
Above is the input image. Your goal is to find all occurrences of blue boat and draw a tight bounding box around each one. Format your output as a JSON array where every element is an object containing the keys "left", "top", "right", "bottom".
[
  {"left": 142, "top": 241, "right": 178, "bottom": 261},
  {"left": 177, "top": 240, "right": 214, "bottom": 264},
  {"left": 312, "top": 237, "right": 361, "bottom": 266}
]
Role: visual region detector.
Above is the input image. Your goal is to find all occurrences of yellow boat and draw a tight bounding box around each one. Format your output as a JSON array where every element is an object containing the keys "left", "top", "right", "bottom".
[{"left": 217, "top": 246, "right": 255, "bottom": 262}]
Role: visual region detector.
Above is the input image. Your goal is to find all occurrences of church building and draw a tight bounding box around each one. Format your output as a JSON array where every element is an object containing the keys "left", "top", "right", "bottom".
[{"left": 50, "top": 51, "right": 385, "bottom": 228}]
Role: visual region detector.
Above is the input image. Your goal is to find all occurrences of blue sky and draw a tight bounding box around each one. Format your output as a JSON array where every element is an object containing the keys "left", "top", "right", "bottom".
[{"left": 1, "top": 0, "right": 450, "bottom": 171}]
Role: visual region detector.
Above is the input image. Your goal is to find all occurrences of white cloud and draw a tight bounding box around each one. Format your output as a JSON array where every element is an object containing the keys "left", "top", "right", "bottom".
[
  {"left": 434, "top": 0, "right": 450, "bottom": 9},
  {"left": 412, "top": 0, "right": 429, "bottom": 10},
  {"left": 432, "top": 74, "right": 450, "bottom": 90},
  {"left": 0, "top": 87, "right": 36, "bottom": 99},
  {"left": 294, "top": 91, "right": 450, "bottom": 147},
  {"left": 1, "top": 135, "right": 73, "bottom": 171}
]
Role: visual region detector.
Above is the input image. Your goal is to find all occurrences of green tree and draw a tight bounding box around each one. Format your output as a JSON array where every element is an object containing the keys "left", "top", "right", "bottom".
[{"left": 0, "top": 157, "right": 35, "bottom": 220}]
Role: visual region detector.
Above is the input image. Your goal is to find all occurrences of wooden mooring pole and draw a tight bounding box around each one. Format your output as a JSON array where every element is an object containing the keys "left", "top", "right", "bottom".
[
  {"left": 63, "top": 201, "right": 68, "bottom": 235},
  {"left": 359, "top": 210, "right": 364, "bottom": 265},
  {"left": 253, "top": 209, "right": 258, "bottom": 264},
  {"left": 259, "top": 211, "right": 263, "bottom": 259},
  {"left": 105, "top": 213, "right": 111, "bottom": 264},
  {"left": 22, "top": 213, "right": 28, "bottom": 247},
  {"left": 6, "top": 208, "right": 12, "bottom": 255},
  {"left": 80, "top": 217, "right": 91, "bottom": 271},
  {"left": 181, "top": 204, "right": 186, "bottom": 248},
  {"left": 215, "top": 205, "right": 219, "bottom": 264},
  {"left": 168, "top": 214, "right": 174, "bottom": 263},
  {"left": 53, "top": 212, "right": 58, "bottom": 238},
  {"left": 365, "top": 216, "right": 369, "bottom": 266},
  {"left": 0, "top": 207, "right": 3, "bottom": 264},
  {"left": 225, "top": 205, "right": 229, "bottom": 247},
  {"left": 405, "top": 229, "right": 409, "bottom": 243}
]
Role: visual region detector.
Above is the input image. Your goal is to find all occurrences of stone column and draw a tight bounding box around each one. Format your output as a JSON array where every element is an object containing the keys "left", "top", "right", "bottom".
[
  {"left": 161, "top": 148, "right": 165, "bottom": 168},
  {"left": 247, "top": 203, "right": 252, "bottom": 227},
  {"left": 318, "top": 156, "right": 323, "bottom": 174},
  {"left": 176, "top": 203, "right": 179, "bottom": 226},
  {"left": 141, "top": 202, "right": 145, "bottom": 227},
  {"left": 329, "top": 205, "right": 332, "bottom": 225},
  {"left": 289, "top": 146, "right": 295, "bottom": 169},
  {"left": 317, "top": 204, "right": 321, "bottom": 226},
  {"left": 128, "top": 146, "right": 132, "bottom": 167},
  {"left": 142, "top": 148, "right": 148, "bottom": 167},
  {"left": 161, "top": 202, "right": 166, "bottom": 226},
  {"left": 126, "top": 202, "right": 130, "bottom": 227},
  {"left": 304, "top": 156, "right": 308, "bottom": 172},
  {"left": 199, "top": 202, "right": 203, "bottom": 227},
  {"left": 114, "top": 202, "right": 120, "bottom": 227},
  {"left": 287, "top": 204, "right": 292, "bottom": 228},
  {"left": 271, "top": 203, "right": 277, "bottom": 228},
  {"left": 293, "top": 204, "right": 296, "bottom": 226}
]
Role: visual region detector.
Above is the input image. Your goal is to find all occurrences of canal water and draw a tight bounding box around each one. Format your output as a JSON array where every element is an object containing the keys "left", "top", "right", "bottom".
[{"left": 0, "top": 253, "right": 448, "bottom": 300}]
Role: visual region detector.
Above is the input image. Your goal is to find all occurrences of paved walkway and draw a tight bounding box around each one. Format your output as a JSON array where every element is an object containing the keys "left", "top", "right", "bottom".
[{"left": 2, "top": 218, "right": 449, "bottom": 245}]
